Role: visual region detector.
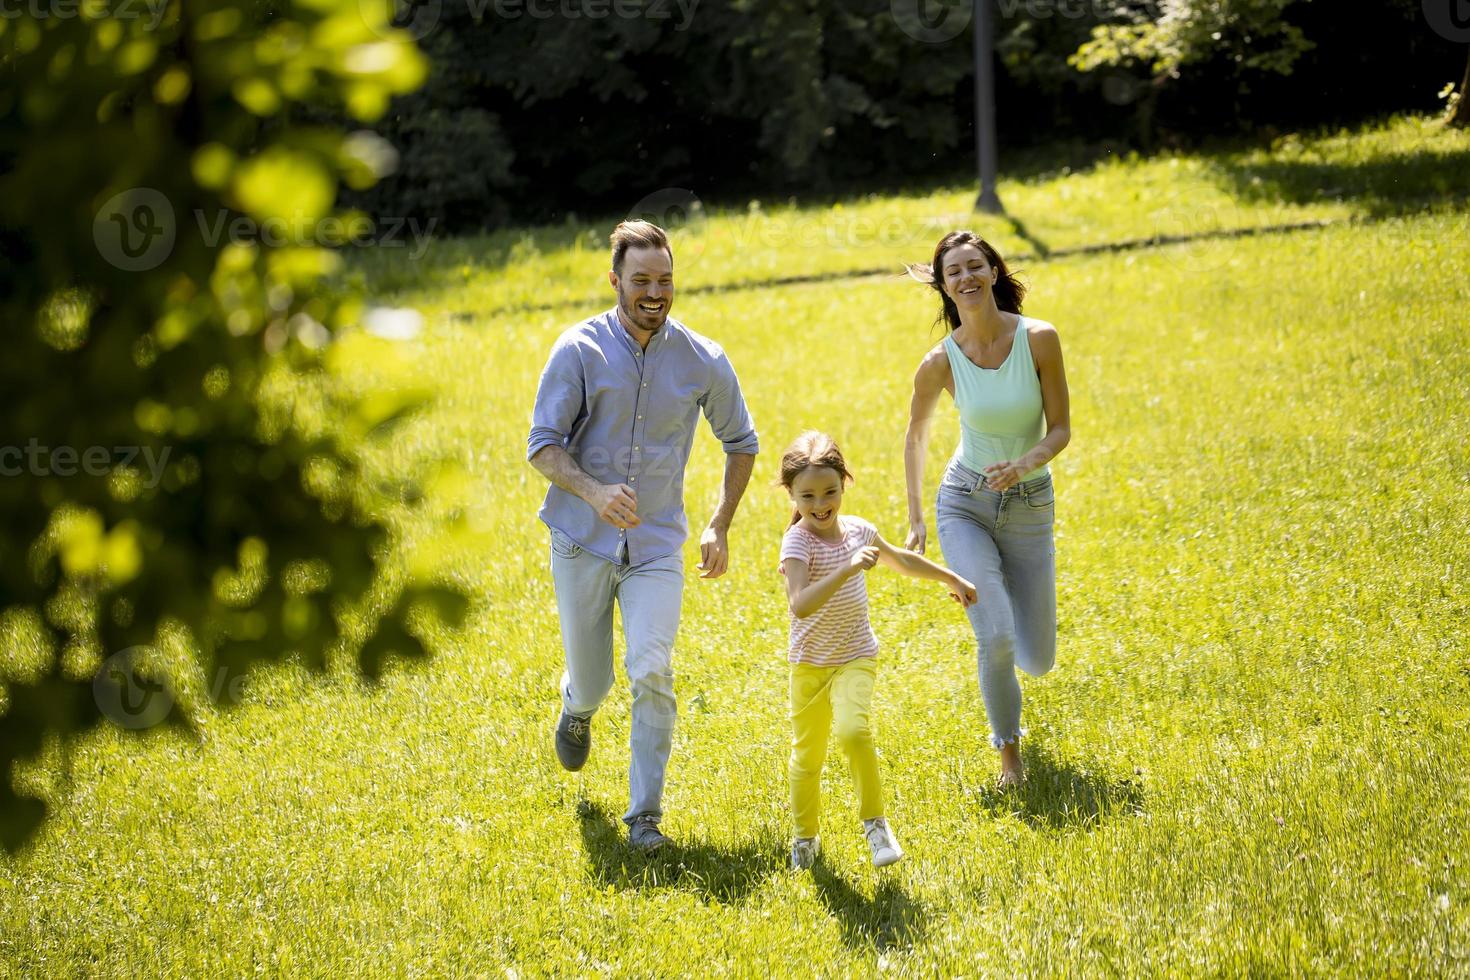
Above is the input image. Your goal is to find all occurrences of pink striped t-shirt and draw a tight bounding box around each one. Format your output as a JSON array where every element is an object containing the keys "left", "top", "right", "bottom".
[{"left": 779, "top": 516, "right": 880, "bottom": 666}]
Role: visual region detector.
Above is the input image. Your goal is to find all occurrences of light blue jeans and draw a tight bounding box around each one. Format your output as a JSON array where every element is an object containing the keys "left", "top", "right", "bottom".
[
  {"left": 550, "top": 529, "right": 683, "bottom": 827},
  {"left": 934, "top": 460, "right": 1057, "bottom": 749}
]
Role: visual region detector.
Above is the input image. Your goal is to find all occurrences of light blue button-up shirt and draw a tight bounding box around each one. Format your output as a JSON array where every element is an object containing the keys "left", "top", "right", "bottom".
[{"left": 527, "top": 309, "right": 760, "bottom": 565}]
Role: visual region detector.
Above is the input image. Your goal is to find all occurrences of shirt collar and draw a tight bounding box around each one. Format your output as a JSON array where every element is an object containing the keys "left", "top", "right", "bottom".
[{"left": 604, "top": 307, "right": 670, "bottom": 356}]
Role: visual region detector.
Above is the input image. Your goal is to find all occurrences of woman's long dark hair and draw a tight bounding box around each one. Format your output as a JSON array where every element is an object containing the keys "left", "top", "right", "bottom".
[{"left": 907, "top": 231, "right": 1026, "bottom": 332}]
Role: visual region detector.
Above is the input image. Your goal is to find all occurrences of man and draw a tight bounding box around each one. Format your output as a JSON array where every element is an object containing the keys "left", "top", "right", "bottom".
[{"left": 527, "top": 220, "right": 759, "bottom": 851}]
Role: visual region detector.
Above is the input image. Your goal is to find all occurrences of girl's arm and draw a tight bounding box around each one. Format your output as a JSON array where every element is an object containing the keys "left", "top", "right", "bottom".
[
  {"left": 983, "top": 323, "right": 1072, "bottom": 491},
  {"left": 904, "top": 347, "right": 950, "bottom": 554},
  {"left": 872, "top": 534, "right": 978, "bottom": 608},
  {"left": 782, "top": 548, "right": 879, "bottom": 619}
]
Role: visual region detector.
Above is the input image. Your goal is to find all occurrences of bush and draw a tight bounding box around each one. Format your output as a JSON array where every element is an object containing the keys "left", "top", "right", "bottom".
[{"left": 0, "top": 0, "right": 465, "bottom": 852}]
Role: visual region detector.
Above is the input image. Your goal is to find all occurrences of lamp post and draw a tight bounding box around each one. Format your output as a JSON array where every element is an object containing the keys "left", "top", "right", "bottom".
[{"left": 973, "top": 0, "right": 1004, "bottom": 214}]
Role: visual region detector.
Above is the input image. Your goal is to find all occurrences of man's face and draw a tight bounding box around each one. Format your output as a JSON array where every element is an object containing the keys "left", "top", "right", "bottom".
[{"left": 611, "top": 245, "right": 674, "bottom": 334}]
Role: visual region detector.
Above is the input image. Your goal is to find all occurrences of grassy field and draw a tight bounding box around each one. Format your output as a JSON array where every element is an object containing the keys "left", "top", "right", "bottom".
[
  {"left": 3, "top": 117, "right": 1470, "bottom": 975},
  {"left": 346, "top": 114, "right": 1470, "bottom": 315}
]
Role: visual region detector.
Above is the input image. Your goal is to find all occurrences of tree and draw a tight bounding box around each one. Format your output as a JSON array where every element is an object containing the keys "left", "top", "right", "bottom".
[
  {"left": 345, "top": 0, "right": 976, "bottom": 231},
  {"left": 0, "top": 0, "right": 466, "bottom": 852},
  {"left": 1071, "top": 0, "right": 1315, "bottom": 78},
  {"left": 1069, "top": 0, "right": 1314, "bottom": 144},
  {"left": 1448, "top": 47, "right": 1470, "bottom": 128}
]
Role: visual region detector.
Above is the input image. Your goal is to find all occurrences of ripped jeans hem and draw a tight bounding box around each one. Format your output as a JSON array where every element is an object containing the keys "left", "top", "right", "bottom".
[{"left": 989, "top": 727, "right": 1026, "bottom": 750}]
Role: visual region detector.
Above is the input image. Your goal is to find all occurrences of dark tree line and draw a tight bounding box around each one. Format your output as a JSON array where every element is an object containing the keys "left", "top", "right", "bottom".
[{"left": 343, "top": 0, "right": 1468, "bottom": 231}]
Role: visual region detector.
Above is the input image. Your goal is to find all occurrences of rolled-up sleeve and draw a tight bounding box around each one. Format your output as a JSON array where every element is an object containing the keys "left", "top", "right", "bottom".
[
  {"left": 527, "top": 341, "right": 584, "bottom": 462},
  {"left": 702, "top": 351, "right": 759, "bottom": 455}
]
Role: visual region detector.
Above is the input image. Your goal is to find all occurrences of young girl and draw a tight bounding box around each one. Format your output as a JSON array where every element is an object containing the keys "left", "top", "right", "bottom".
[{"left": 778, "top": 431, "right": 977, "bottom": 870}]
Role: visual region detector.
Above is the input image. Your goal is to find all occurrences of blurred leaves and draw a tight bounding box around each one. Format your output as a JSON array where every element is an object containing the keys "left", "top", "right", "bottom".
[
  {"left": 0, "top": 0, "right": 462, "bottom": 852},
  {"left": 1071, "top": 0, "right": 1315, "bottom": 81}
]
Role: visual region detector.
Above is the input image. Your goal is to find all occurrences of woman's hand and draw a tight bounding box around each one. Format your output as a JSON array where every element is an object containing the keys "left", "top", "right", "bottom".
[
  {"left": 982, "top": 460, "right": 1027, "bottom": 492},
  {"left": 905, "top": 519, "right": 927, "bottom": 554}
]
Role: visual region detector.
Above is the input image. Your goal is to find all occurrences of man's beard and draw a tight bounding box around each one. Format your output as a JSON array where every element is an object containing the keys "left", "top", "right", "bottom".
[{"left": 621, "top": 294, "right": 667, "bottom": 332}]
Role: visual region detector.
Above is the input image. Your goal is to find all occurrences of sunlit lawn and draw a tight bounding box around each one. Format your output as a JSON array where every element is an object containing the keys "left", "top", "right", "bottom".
[
  {"left": 347, "top": 114, "right": 1470, "bottom": 316},
  {"left": 3, "top": 117, "right": 1469, "bottom": 975}
]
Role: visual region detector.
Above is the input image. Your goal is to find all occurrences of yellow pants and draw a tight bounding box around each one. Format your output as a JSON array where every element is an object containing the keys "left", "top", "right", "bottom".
[{"left": 789, "top": 656, "right": 884, "bottom": 838}]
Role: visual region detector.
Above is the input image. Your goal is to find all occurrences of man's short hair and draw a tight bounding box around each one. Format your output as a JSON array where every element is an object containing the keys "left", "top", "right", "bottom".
[{"left": 610, "top": 220, "right": 672, "bottom": 275}]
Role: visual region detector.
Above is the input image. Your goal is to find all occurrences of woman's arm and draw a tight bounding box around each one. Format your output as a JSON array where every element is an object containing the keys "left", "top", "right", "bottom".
[
  {"left": 872, "top": 534, "right": 977, "bottom": 607},
  {"left": 983, "top": 324, "right": 1072, "bottom": 491},
  {"left": 904, "top": 348, "right": 951, "bottom": 553}
]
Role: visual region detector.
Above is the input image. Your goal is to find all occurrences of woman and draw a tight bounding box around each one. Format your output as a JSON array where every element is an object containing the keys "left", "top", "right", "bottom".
[{"left": 903, "top": 231, "right": 1071, "bottom": 788}]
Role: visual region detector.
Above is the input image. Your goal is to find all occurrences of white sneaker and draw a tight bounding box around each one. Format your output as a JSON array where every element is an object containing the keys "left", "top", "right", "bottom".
[
  {"left": 791, "top": 836, "right": 820, "bottom": 870},
  {"left": 863, "top": 817, "right": 904, "bottom": 868}
]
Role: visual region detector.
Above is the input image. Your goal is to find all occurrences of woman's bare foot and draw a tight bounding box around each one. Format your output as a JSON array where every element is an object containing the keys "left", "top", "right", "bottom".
[{"left": 997, "top": 741, "right": 1025, "bottom": 789}]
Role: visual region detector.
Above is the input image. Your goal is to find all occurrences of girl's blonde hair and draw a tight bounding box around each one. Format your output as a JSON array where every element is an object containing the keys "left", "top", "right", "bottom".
[{"left": 777, "top": 431, "right": 853, "bottom": 526}]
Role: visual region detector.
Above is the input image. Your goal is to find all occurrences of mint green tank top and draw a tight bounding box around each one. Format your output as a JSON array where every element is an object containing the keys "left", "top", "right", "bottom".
[{"left": 943, "top": 317, "right": 1049, "bottom": 482}]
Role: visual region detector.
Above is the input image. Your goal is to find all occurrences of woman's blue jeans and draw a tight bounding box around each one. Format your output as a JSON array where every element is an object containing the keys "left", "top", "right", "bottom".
[{"left": 935, "top": 460, "right": 1057, "bottom": 749}]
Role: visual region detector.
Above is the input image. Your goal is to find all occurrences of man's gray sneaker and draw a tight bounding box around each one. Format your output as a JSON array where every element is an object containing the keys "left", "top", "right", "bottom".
[
  {"left": 629, "top": 815, "right": 670, "bottom": 852},
  {"left": 554, "top": 709, "right": 592, "bottom": 771}
]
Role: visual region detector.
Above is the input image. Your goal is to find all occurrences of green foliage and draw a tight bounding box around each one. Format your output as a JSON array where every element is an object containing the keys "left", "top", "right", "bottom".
[
  {"left": 1071, "top": 0, "right": 1315, "bottom": 79},
  {"left": 352, "top": 0, "right": 975, "bottom": 228},
  {"left": 339, "top": 0, "right": 1462, "bottom": 229},
  {"left": 0, "top": 0, "right": 466, "bottom": 851}
]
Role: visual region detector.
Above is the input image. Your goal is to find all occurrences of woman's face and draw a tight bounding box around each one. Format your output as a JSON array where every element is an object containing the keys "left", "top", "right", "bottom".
[{"left": 939, "top": 242, "right": 997, "bottom": 310}]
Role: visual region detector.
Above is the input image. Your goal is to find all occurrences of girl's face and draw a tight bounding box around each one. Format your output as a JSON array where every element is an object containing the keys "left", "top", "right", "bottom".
[
  {"left": 790, "top": 465, "right": 845, "bottom": 532},
  {"left": 939, "top": 242, "right": 997, "bottom": 309}
]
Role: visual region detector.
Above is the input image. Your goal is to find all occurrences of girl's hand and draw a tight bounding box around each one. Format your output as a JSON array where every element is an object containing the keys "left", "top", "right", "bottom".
[
  {"left": 982, "top": 460, "right": 1027, "bottom": 492},
  {"left": 948, "top": 575, "right": 978, "bottom": 609},
  {"left": 849, "top": 545, "right": 880, "bottom": 573},
  {"left": 905, "top": 519, "right": 927, "bottom": 554}
]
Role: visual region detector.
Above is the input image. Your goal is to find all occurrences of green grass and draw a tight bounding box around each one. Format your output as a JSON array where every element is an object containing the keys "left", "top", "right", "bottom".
[
  {"left": 4, "top": 117, "right": 1470, "bottom": 975},
  {"left": 346, "top": 114, "right": 1470, "bottom": 316}
]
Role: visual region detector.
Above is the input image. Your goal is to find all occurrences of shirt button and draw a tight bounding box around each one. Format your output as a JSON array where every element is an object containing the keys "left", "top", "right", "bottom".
[
  {"left": 642, "top": 383, "right": 648, "bottom": 388},
  {"left": 637, "top": 415, "right": 643, "bottom": 420},
  {"left": 630, "top": 476, "right": 637, "bottom": 483}
]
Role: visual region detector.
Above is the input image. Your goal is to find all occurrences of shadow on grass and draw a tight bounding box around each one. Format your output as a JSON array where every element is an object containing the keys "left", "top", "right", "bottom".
[
  {"left": 1209, "top": 147, "right": 1470, "bottom": 218},
  {"left": 1005, "top": 213, "right": 1053, "bottom": 260},
  {"left": 576, "top": 801, "right": 783, "bottom": 905},
  {"left": 969, "top": 746, "right": 1146, "bottom": 833},
  {"left": 345, "top": 220, "right": 597, "bottom": 299},
  {"left": 810, "top": 862, "right": 928, "bottom": 953}
]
